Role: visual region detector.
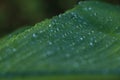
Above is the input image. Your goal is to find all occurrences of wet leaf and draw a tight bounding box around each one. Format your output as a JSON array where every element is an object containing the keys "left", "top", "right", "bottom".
[{"left": 0, "top": 1, "right": 120, "bottom": 80}]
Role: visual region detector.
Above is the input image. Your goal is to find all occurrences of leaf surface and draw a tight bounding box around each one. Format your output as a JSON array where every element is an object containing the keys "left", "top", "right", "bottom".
[{"left": 0, "top": 1, "right": 120, "bottom": 79}]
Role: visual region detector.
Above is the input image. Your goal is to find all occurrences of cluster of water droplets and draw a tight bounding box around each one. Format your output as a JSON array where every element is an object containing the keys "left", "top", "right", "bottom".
[
  {"left": 107, "top": 16, "right": 113, "bottom": 22},
  {"left": 1, "top": 1, "right": 120, "bottom": 72}
]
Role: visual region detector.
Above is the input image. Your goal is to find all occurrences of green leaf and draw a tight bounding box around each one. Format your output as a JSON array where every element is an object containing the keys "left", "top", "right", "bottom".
[{"left": 0, "top": 1, "right": 120, "bottom": 79}]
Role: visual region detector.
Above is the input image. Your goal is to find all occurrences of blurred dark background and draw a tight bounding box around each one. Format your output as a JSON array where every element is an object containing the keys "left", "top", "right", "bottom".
[{"left": 0, "top": 0, "right": 120, "bottom": 38}]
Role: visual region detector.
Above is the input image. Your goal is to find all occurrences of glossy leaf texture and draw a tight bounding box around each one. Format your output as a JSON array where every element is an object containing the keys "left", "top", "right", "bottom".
[{"left": 0, "top": 1, "right": 120, "bottom": 80}]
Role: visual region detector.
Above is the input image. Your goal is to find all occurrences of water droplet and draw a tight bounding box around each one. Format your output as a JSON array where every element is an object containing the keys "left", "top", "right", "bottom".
[
  {"left": 84, "top": 7, "right": 88, "bottom": 11},
  {"left": 62, "top": 35, "right": 65, "bottom": 38},
  {"left": 62, "top": 33, "right": 67, "bottom": 38},
  {"left": 68, "top": 31, "right": 73, "bottom": 34},
  {"left": 93, "top": 12, "right": 97, "bottom": 16},
  {"left": 89, "top": 42, "right": 93, "bottom": 46},
  {"left": 23, "top": 35, "right": 26, "bottom": 38},
  {"left": 94, "top": 40, "right": 97, "bottom": 43},
  {"left": 56, "top": 28, "right": 60, "bottom": 31},
  {"left": 115, "top": 26, "right": 118, "bottom": 30},
  {"left": 76, "top": 26, "right": 79, "bottom": 28},
  {"left": 88, "top": 32, "right": 91, "bottom": 35},
  {"left": 50, "top": 29, "right": 54, "bottom": 32},
  {"left": 88, "top": 7, "right": 92, "bottom": 10},
  {"left": 49, "top": 24, "right": 52, "bottom": 27},
  {"left": 83, "top": 22, "right": 87, "bottom": 25},
  {"left": 91, "top": 30, "right": 94, "bottom": 33},
  {"left": 83, "top": 36, "right": 86, "bottom": 38},
  {"left": 48, "top": 41, "right": 52, "bottom": 45},
  {"left": 39, "top": 30, "right": 43, "bottom": 33},
  {"left": 13, "top": 48, "right": 16, "bottom": 52},
  {"left": 83, "top": 7, "right": 92, "bottom": 11},
  {"left": 108, "top": 16, "right": 112, "bottom": 21},
  {"left": 58, "top": 15, "right": 62, "bottom": 18},
  {"left": 78, "top": 1, "right": 82, "bottom": 5},
  {"left": 32, "top": 33, "right": 37, "bottom": 38},
  {"left": 80, "top": 37, "right": 83, "bottom": 40},
  {"left": 71, "top": 42, "right": 75, "bottom": 46}
]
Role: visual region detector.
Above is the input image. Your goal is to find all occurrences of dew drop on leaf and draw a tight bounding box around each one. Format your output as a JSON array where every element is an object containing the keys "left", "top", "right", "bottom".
[
  {"left": 80, "top": 37, "right": 83, "bottom": 41},
  {"left": 13, "top": 48, "right": 16, "bottom": 52},
  {"left": 56, "top": 28, "right": 60, "bottom": 32},
  {"left": 88, "top": 7, "right": 92, "bottom": 11},
  {"left": 39, "top": 30, "right": 43, "bottom": 33},
  {"left": 93, "top": 12, "right": 97, "bottom": 16},
  {"left": 32, "top": 33, "right": 37, "bottom": 38},
  {"left": 89, "top": 42, "right": 93, "bottom": 46},
  {"left": 115, "top": 26, "right": 118, "bottom": 30},
  {"left": 108, "top": 16, "right": 112, "bottom": 22},
  {"left": 48, "top": 41, "right": 52, "bottom": 45},
  {"left": 48, "top": 24, "right": 52, "bottom": 27}
]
